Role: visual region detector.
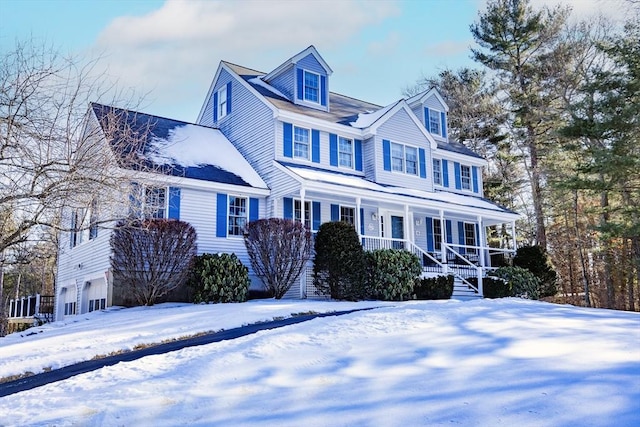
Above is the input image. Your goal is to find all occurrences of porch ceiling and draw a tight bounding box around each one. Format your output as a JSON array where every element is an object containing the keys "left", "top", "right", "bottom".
[{"left": 275, "top": 161, "right": 520, "bottom": 224}]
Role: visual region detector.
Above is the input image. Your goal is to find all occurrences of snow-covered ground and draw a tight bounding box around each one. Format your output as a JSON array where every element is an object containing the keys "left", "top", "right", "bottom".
[{"left": 1, "top": 298, "right": 639, "bottom": 426}]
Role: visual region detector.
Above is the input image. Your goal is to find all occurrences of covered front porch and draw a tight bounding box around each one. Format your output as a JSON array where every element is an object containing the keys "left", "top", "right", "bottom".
[{"left": 274, "top": 164, "right": 519, "bottom": 298}]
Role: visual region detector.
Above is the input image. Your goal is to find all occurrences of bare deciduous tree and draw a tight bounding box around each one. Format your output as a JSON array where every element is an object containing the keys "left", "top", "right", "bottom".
[
  {"left": 244, "top": 218, "right": 311, "bottom": 299},
  {"left": 110, "top": 219, "right": 197, "bottom": 306}
]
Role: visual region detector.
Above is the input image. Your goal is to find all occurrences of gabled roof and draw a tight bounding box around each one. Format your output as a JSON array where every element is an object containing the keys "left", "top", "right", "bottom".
[
  {"left": 92, "top": 103, "right": 267, "bottom": 189},
  {"left": 263, "top": 45, "right": 333, "bottom": 82},
  {"left": 406, "top": 87, "right": 449, "bottom": 112}
]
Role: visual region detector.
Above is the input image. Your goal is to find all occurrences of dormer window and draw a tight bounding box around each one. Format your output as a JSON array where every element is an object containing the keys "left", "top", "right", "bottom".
[
  {"left": 461, "top": 165, "right": 471, "bottom": 190},
  {"left": 425, "top": 108, "right": 447, "bottom": 138},
  {"left": 304, "top": 70, "right": 320, "bottom": 103}
]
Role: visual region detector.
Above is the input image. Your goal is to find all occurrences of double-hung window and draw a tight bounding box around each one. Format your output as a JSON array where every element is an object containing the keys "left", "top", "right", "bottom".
[
  {"left": 228, "top": 196, "right": 247, "bottom": 236},
  {"left": 390, "top": 142, "right": 419, "bottom": 175},
  {"left": 338, "top": 137, "right": 353, "bottom": 168},
  {"left": 464, "top": 222, "right": 477, "bottom": 254},
  {"left": 433, "top": 159, "right": 442, "bottom": 185},
  {"left": 340, "top": 206, "right": 355, "bottom": 225},
  {"left": 461, "top": 165, "right": 471, "bottom": 190},
  {"left": 304, "top": 71, "right": 319, "bottom": 103},
  {"left": 294, "top": 200, "right": 311, "bottom": 230},
  {"left": 405, "top": 146, "right": 418, "bottom": 175},
  {"left": 145, "top": 187, "right": 167, "bottom": 219},
  {"left": 294, "top": 127, "right": 310, "bottom": 159},
  {"left": 428, "top": 108, "right": 441, "bottom": 136},
  {"left": 433, "top": 218, "right": 442, "bottom": 251},
  {"left": 391, "top": 142, "right": 404, "bottom": 172},
  {"left": 217, "top": 85, "right": 227, "bottom": 119}
]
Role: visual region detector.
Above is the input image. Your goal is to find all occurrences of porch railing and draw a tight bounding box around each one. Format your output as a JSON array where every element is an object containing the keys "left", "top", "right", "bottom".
[{"left": 7, "top": 294, "right": 55, "bottom": 322}]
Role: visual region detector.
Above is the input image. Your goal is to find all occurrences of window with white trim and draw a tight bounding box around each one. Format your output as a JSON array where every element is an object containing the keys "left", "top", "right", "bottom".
[
  {"left": 217, "top": 85, "right": 227, "bottom": 119},
  {"left": 145, "top": 187, "right": 167, "bottom": 219},
  {"left": 464, "top": 222, "right": 477, "bottom": 254},
  {"left": 461, "top": 165, "right": 471, "bottom": 190},
  {"left": 428, "top": 108, "right": 442, "bottom": 136},
  {"left": 338, "top": 137, "right": 353, "bottom": 168},
  {"left": 340, "top": 206, "right": 355, "bottom": 225},
  {"left": 294, "top": 126, "right": 310, "bottom": 159},
  {"left": 433, "top": 218, "right": 442, "bottom": 251},
  {"left": 433, "top": 159, "right": 442, "bottom": 185},
  {"left": 228, "top": 196, "right": 247, "bottom": 236},
  {"left": 294, "top": 199, "right": 311, "bottom": 230},
  {"left": 304, "top": 70, "right": 319, "bottom": 103},
  {"left": 390, "top": 142, "right": 419, "bottom": 175}
]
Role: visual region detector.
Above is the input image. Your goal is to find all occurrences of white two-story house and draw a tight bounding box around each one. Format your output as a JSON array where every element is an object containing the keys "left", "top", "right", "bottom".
[{"left": 55, "top": 46, "right": 518, "bottom": 319}]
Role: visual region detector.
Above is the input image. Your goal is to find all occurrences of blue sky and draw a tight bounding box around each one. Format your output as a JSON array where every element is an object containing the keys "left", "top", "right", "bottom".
[{"left": 0, "top": 0, "right": 618, "bottom": 122}]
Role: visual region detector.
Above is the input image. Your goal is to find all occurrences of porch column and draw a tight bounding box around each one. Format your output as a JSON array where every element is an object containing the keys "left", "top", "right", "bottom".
[
  {"left": 299, "top": 188, "right": 306, "bottom": 226},
  {"left": 439, "top": 209, "right": 448, "bottom": 274},
  {"left": 404, "top": 204, "right": 410, "bottom": 246},
  {"left": 355, "top": 197, "right": 361, "bottom": 237},
  {"left": 511, "top": 221, "right": 517, "bottom": 251},
  {"left": 477, "top": 215, "right": 486, "bottom": 268}
]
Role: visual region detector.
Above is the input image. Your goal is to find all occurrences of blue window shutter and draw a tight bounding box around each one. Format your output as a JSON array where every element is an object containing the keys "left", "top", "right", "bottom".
[
  {"left": 454, "top": 162, "right": 462, "bottom": 190},
  {"left": 312, "top": 129, "right": 320, "bottom": 163},
  {"left": 249, "top": 198, "right": 259, "bottom": 222},
  {"left": 329, "top": 133, "right": 338, "bottom": 166},
  {"left": 441, "top": 111, "right": 447, "bottom": 138},
  {"left": 216, "top": 193, "right": 227, "bottom": 237},
  {"left": 442, "top": 160, "right": 450, "bottom": 187},
  {"left": 475, "top": 223, "right": 480, "bottom": 247},
  {"left": 312, "top": 201, "right": 321, "bottom": 230},
  {"left": 382, "top": 139, "right": 391, "bottom": 171},
  {"left": 213, "top": 91, "right": 218, "bottom": 122},
  {"left": 354, "top": 139, "right": 363, "bottom": 171},
  {"left": 426, "top": 217, "right": 434, "bottom": 252},
  {"left": 472, "top": 166, "right": 479, "bottom": 193},
  {"left": 320, "top": 75, "right": 327, "bottom": 106},
  {"left": 168, "top": 187, "right": 180, "bottom": 220},
  {"left": 283, "top": 197, "right": 293, "bottom": 219},
  {"left": 419, "top": 148, "right": 426, "bottom": 178},
  {"left": 69, "top": 211, "right": 76, "bottom": 248},
  {"left": 360, "top": 208, "right": 364, "bottom": 235},
  {"left": 283, "top": 122, "right": 293, "bottom": 158},
  {"left": 458, "top": 221, "right": 466, "bottom": 255},
  {"left": 129, "top": 182, "right": 141, "bottom": 217},
  {"left": 424, "top": 108, "right": 430, "bottom": 130},
  {"left": 226, "top": 82, "right": 232, "bottom": 115},
  {"left": 330, "top": 204, "right": 339, "bottom": 222},
  {"left": 445, "top": 220, "right": 453, "bottom": 243},
  {"left": 296, "top": 68, "right": 304, "bottom": 100}
]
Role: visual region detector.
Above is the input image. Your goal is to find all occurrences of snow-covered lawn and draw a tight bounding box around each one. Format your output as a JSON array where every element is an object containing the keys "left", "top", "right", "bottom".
[{"left": 1, "top": 298, "right": 639, "bottom": 426}]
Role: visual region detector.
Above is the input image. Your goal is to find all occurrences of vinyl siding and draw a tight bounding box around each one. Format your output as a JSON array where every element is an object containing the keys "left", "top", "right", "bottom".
[
  {"left": 268, "top": 63, "right": 295, "bottom": 100},
  {"left": 363, "top": 136, "right": 377, "bottom": 181},
  {"left": 297, "top": 53, "right": 326, "bottom": 75},
  {"left": 199, "top": 69, "right": 276, "bottom": 181},
  {"left": 374, "top": 108, "right": 434, "bottom": 191}
]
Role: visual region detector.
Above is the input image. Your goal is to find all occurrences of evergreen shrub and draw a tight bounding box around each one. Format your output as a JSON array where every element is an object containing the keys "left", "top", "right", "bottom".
[
  {"left": 313, "top": 222, "right": 366, "bottom": 300},
  {"left": 489, "top": 266, "right": 541, "bottom": 300},
  {"left": 513, "top": 245, "right": 558, "bottom": 297},
  {"left": 188, "top": 253, "right": 249, "bottom": 303},
  {"left": 365, "top": 249, "right": 422, "bottom": 301},
  {"left": 476, "top": 277, "right": 511, "bottom": 298},
  {"left": 414, "top": 275, "right": 454, "bottom": 300}
]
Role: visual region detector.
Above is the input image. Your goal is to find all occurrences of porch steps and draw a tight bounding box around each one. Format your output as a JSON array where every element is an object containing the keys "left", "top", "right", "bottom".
[{"left": 452, "top": 277, "right": 482, "bottom": 299}]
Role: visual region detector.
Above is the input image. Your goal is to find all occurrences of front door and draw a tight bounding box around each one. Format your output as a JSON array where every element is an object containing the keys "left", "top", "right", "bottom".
[{"left": 391, "top": 215, "right": 404, "bottom": 249}]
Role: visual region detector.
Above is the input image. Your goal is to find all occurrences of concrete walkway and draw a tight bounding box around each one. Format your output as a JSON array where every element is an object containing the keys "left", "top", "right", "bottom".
[{"left": 0, "top": 307, "right": 377, "bottom": 398}]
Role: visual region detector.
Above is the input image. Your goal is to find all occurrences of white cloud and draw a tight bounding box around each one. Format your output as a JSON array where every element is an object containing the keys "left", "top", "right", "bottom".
[{"left": 92, "top": 0, "right": 400, "bottom": 120}]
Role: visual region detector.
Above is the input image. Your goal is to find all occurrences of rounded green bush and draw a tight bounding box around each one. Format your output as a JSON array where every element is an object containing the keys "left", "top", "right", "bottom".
[
  {"left": 365, "top": 249, "right": 422, "bottom": 301},
  {"left": 188, "top": 253, "right": 250, "bottom": 303}
]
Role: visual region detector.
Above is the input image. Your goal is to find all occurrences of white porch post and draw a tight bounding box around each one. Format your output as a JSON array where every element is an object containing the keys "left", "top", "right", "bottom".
[
  {"left": 356, "top": 197, "right": 362, "bottom": 237},
  {"left": 299, "top": 188, "right": 306, "bottom": 225},
  {"left": 511, "top": 221, "right": 517, "bottom": 251},
  {"left": 477, "top": 215, "right": 486, "bottom": 268},
  {"left": 439, "top": 209, "right": 448, "bottom": 274},
  {"left": 404, "top": 204, "right": 410, "bottom": 246}
]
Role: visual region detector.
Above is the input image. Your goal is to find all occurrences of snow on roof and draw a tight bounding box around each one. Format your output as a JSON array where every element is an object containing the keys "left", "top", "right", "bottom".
[
  {"left": 349, "top": 101, "right": 399, "bottom": 129},
  {"left": 92, "top": 103, "right": 267, "bottom": 189},
  {"left": 280, "top": 162, "right": 516, "bottom": 216},
  {"left": 147, "top": 124, "right": 266, "bottom": 188},
  {"left": 247, "top": 77, "right": 288, "bottom": 100}
]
